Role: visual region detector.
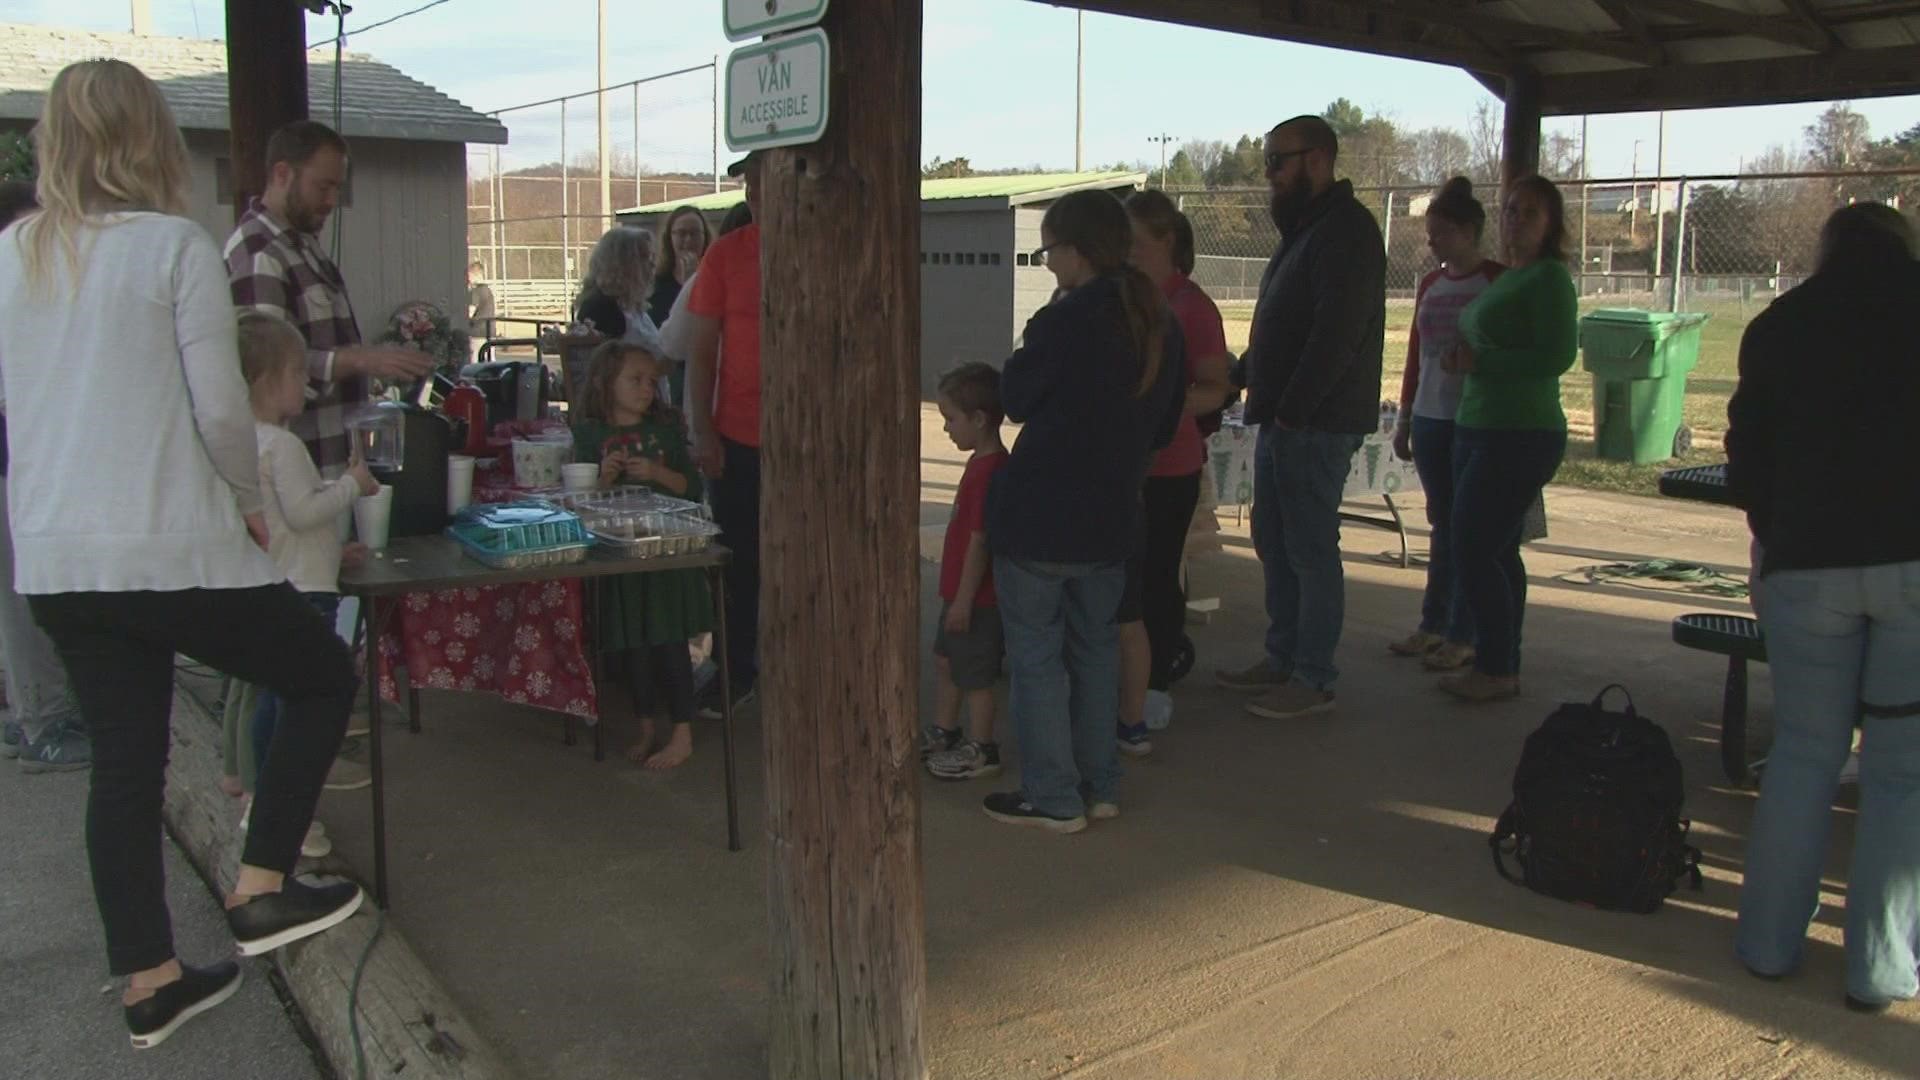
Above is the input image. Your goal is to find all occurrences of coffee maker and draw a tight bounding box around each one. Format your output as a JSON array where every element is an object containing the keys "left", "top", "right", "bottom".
[
  {"left": 459, "top": 361, "right": 553, "bottom": 430},
  {"left": 348, "top": 403, "right": 453, "bottom": 538}
]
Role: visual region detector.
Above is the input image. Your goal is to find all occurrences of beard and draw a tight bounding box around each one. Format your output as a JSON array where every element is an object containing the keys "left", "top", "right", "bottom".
[
  {"left": 285, "top": 185, "right": 329, "bottom": 235},
  {"left": 1269, "top": 172, "right": 1314, "bottom": 233}
]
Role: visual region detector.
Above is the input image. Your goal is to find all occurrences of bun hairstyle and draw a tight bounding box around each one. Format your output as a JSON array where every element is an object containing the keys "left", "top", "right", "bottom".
[
  {"left": 1426, "top": 176, "right": 1485, "bottom": 240},
  {"left": 1042, "top": 189, "right": 1168, "bottom": 399}
]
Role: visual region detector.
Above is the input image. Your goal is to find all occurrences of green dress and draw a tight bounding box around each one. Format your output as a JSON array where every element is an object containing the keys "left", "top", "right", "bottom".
[{"left": 571, "top": 413, "right": 716, "bottom": 650}]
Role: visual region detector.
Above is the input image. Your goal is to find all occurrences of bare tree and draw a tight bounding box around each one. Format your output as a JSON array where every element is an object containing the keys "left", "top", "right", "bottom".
[
  {"left": 1804, "top": 102, "right": 1872, "bottom": 171},
  {"left": 1541, "top": 132, "right": 1582, "bottom": 180},
  {"left": 1180, "top": 138, "right": 1228, "bottom": 183},
  {"left": 1406, "top": 127, "right": 1471, "bottom": 185},
  {"left": 1468, "top": 99, "right": 1502, "bottom": 184}
]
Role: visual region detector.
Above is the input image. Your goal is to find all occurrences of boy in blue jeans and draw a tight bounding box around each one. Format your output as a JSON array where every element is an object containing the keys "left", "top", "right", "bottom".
[{"left": 922, "top": 363, "right": 1009, "bottom": 780}]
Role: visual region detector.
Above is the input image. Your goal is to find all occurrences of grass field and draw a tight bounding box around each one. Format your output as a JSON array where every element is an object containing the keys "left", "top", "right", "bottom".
[{"left": 1217, "top": 292, "right": 1762, "bottom": 497}]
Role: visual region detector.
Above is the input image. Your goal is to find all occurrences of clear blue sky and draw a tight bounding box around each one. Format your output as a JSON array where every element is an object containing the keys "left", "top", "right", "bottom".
[{"left": 12, "top": 0, "right": 1920, "bottom": 181}]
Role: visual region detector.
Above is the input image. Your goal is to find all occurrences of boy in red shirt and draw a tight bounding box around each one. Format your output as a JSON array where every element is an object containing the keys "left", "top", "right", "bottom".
[{"left": 924, "top": 363, "right": 1009, "bottom": 780}]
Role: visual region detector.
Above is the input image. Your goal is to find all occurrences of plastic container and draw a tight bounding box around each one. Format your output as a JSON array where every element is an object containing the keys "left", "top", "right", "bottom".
[
  {"left": 511, "top": 436, "right": 569, "bottom": 488},
  {"left": 1579, "top": 308, "right": 1710, "bottom": 464},
  {"left": 446, "top": 502, "right": 593, "bottom": 568}
]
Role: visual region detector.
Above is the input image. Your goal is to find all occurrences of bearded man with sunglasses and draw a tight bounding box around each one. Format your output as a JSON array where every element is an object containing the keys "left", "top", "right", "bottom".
[{"left": 1215, "top": 115, "right": 1386, "bottom": 721}]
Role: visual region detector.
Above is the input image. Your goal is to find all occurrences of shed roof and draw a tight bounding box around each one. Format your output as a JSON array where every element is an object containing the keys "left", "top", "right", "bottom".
[
  {"left": 0, "top": 22, "right": 508, "bottom": 145},
  {"left": 1055, "top": 1, "right": 1920, "bottom": 114},
  {"left": 619, "top": 170, "right": 1146, "bottom": 216}
]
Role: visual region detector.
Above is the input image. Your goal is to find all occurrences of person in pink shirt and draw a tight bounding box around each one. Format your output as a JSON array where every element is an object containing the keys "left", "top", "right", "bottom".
[
  {"left": 1388, "top": 177, "right": 1504, "bottom": 674},
  {"left": 1115, "top": 191, "right": 1234, "bottom": 754}
]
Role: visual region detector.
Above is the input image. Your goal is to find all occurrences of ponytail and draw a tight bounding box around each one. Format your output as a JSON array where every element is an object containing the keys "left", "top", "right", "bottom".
[
  {"left": 1118, "top": 267, "right": 1167, "bottom": 399},
  {"left": 1045, "top": 189, "right": 1170, "bottom": 400}
]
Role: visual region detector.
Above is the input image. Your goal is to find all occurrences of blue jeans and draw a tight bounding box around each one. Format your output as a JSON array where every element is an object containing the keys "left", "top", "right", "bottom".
[
  {"left": 1251, "top": 425, "right": 1364, "bottom": 691},
  {"left": 1450, "top": 427, "right": 1565, "bottom": 678},
  {"left": 251, "top": 592, "right": 344, "bottom": 779},
  {"left": 1737, "top": 562, "right": 1920, "bottom": 1004},
  {"left": 994, "top": 556, "right": 1126, "bottom": 819},
  {"left": 0, "top": 475, "right": 84, "bottom": 744},
  {"left": 1409, "top": 416, "right": 1472, "bottom": 643}
]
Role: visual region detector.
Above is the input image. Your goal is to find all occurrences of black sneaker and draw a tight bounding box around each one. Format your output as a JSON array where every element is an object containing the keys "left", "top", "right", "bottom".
[
  {"left": 126, "top": 961, "right": 242, "bottom": 1050},
  {"left": 228, "top": 877, "right": 365, "bottom": 957},
  {"left": 919, "top": 724, "right": 963, "bottom": 762},
  {"left": 981, "top": 791, "right": 1086, "bottom": 834}
]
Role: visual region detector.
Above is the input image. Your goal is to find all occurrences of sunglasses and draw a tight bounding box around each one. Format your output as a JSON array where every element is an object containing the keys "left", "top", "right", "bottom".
[
  {"left": 1264, "top": 148, "right": 1313, "bottom": 173},
  {"left": 1032, "top": 241, "right": 1066, "bottom": 266}
]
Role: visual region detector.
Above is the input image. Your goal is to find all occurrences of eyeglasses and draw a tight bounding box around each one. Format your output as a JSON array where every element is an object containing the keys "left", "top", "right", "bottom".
[
  {"left": 1264, "top": 148, "right": 1312, "bottom": 173},
  {"left": 1031, "top": 242, "right": 1066, "bottom": 267}
]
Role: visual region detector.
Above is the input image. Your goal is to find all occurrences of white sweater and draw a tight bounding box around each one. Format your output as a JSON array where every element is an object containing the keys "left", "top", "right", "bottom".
[
  {"left": 257, "top": 422, "right": 358, "bottom": 593},
  {"left": 0, "top": 212, "right": 279, "bottom": 594}
]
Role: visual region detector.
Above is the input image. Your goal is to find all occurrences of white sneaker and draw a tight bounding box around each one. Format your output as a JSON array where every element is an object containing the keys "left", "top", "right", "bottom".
[
  {"left": 1143, "top": 690, "right": 1174, "bottom": 731},
  {"left": 1088, "top": 801, "right": 1120, "bottom": 821}
]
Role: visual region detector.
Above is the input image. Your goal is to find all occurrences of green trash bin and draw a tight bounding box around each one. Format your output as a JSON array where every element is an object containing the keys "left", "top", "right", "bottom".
[{"left": 1579, "top": 308, "right": 1710, "bottom": 464}]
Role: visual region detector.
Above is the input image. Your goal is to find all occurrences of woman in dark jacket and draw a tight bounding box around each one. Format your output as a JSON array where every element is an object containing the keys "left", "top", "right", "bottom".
[
  {"left": 981, "top": 190, "right": 1184, "bottom": 834},
  {"left": 1730, "top": 202, "right": 1920, "bottom": 1014}
]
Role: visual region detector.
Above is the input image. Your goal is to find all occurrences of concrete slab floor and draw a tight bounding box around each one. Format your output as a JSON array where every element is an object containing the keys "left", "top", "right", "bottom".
[{"left": 297, "top": 412, "right": 1914, "bottom": 1079}]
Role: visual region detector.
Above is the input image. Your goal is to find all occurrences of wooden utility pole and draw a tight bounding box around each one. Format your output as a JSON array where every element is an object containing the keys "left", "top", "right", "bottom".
[
  {"left": 224, "top": 0, "right": 307, "bottom": 222},
  {"left": 1501, "top": 67, "right": 1543, "bottom": 188},
  {"left": 759, "top": 0, "right": 927, "bottom": 1075}
]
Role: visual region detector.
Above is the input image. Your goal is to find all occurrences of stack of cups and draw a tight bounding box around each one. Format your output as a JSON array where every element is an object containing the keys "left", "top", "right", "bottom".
[
  {"left": 354, "top": 483, "right": 394, "bottom": 554},
  {"left": 447, "top": 454, "right": 476, "bottom": 513}
]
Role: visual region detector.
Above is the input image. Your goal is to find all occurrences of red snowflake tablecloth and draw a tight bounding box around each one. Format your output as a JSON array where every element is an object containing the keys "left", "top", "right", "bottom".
[{"left": 375, "top": 579, "right": 599, "bottom": 721}]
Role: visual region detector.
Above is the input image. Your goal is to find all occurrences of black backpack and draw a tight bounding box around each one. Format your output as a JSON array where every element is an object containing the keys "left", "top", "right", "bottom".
[{"left": 1490, "top": 686, "right": 1703, "bottom": 913}]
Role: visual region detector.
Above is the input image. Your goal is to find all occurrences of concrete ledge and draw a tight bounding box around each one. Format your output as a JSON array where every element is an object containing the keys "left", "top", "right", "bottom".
[{"left": 163, "top": 675, "right": 518, "bottom": 1079}]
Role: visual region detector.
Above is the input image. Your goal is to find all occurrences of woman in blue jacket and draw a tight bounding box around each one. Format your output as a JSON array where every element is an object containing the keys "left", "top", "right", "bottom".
[{"left": 983, "top": 191, "right": 1184, "bottom": 834}]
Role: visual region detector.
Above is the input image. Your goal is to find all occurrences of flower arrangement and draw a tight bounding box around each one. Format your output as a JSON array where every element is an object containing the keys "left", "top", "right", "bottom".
[{"left": 378, "top": 300, "right": 470, "bottom": 376}]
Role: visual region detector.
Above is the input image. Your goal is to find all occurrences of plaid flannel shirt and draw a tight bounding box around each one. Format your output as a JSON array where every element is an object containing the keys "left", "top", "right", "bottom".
[{"left": 224, "top": 199, "right": 365, "bottom": 476}]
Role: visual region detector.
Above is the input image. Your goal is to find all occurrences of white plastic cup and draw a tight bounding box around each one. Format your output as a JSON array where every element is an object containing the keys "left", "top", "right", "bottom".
[
  {"left": 354, "top": 483, "right": 393, "bottom": 553},
  {"left": 561, "top": 462, "right": 599, "bottom": 493},
  {"left": 447, "top": 454, "right": 476, "bottom": 513}
]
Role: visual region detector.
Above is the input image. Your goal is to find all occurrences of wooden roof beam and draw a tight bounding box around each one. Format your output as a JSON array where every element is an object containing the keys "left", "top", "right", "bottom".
[
  {"left": 1630, "top": 0, "right": 1829, "bottom": 51},
  {"left": 1539, "top": 42, "right": 1920, "bottom": 112},
  {"left": 1777, "top": 0, "right": 1845, "bottom": 49},
  {"left": 1344, "top": 0, "right": 1662, "bottom": 65},
  {"left": 1591, "top": 0, "right": 1671, "bottom": 63}
]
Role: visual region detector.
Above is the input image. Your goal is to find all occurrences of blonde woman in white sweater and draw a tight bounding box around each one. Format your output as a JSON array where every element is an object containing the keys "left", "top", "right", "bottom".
[{"left": 0, "top": 60, "right": 365, "bottom": 1050}]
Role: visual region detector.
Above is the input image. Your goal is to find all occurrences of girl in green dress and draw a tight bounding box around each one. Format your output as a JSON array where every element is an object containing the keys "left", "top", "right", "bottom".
[{"left": 572, "top": 341, "right": 715, "bottom": 769}]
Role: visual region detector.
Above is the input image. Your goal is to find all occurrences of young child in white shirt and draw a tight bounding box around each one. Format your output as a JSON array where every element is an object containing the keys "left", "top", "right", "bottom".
[{"left": 235, "top": 312, "right": 376, "bottom": 854}]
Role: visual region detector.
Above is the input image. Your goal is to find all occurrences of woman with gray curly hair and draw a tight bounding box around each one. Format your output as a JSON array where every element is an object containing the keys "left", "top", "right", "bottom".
[{"left": 573, "top": 226, "right": 660, "bottom": 346}]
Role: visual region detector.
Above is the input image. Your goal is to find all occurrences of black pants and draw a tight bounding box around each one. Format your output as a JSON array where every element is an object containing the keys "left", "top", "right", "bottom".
[
  {"left": 30, "top": 585, "right": 353, "bottom": 975},
  {"left": 614, "top": 643, "right": 696, "bottom": 725},
  {"left": 710, "top": 437, "right": 760, "bottom": 688},
  {"left": 1143, "top": 471, "right": 1202, "bottom": 691}
]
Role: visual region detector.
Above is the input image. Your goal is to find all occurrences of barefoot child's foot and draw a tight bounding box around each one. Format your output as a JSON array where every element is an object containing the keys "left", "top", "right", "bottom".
[
  {"left": 644, "top": 723, "right": 693, "bottom": 770},
  {"left": 624, "top": 716, "right": 658, "bottom": 764}
]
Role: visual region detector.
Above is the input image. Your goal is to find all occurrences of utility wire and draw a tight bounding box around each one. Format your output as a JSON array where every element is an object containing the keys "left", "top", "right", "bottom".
[{"left": 306, "top": 0, "right": 456, "bottom": 49}]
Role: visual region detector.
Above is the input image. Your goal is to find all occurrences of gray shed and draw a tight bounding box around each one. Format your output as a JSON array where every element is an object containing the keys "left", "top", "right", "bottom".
[
  {"left": 618, "top": 171, "right": 1146, "bottom": 397},
  {"left": 0, "top": 22, "right": 508, "bottom": 341}
]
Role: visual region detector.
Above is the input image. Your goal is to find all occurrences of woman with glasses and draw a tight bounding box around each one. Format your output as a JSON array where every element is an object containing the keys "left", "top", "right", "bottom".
[
  {"left": 1438, "top": 175, "right": 1577, "bottom": 703},
  {"left": 981, "top": 190, "right": 1184, "bottom": 833}
]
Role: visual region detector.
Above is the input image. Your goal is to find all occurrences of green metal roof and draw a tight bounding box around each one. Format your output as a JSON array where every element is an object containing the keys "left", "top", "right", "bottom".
[{"left": 617, "top": 170, "right": 1144, "bottom": 216}]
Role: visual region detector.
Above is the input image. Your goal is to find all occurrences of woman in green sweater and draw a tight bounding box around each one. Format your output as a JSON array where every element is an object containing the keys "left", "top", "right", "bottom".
[{"left": 1438, "top": 175, "right": 1578, "bottom": 702}]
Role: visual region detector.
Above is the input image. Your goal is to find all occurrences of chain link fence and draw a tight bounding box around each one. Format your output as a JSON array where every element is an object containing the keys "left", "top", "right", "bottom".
[
  {"left": 1178, "top": 170, "right": 1918, "bottom": 446},
  {"left": 466, "top": 63, "right": 738, "bottom": 324}
]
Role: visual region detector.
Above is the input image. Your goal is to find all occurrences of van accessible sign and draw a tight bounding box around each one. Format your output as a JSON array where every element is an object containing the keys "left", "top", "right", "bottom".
[
  {"left": 724, "top": 0, "right": 828, "bottom": 42},
  {"left": 724, "top": 29, "right": 830, "bottom": 152}
]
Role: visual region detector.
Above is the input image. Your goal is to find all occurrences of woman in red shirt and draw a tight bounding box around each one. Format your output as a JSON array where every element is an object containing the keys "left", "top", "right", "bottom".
[{"left": 1117, "top": 191, "right": 1234, "bottom": 752}]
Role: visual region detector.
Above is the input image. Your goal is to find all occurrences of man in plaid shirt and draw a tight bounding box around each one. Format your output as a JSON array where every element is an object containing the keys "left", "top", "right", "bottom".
[{"left": 225, "top": 121, "right": 431, "bottom": 477}]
